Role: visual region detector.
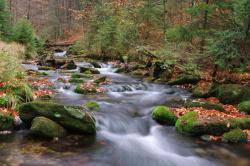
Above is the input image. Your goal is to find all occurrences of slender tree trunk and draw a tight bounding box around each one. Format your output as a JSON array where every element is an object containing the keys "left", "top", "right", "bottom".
[
  {"left": 163, "top": 0, "right": 167, "bottom": 41},
  {"left": 27, "top": 0, "right": 31, "bottom": 20},
  {"left": 201, "top": 0, "right": 209, "bottom": 53}
]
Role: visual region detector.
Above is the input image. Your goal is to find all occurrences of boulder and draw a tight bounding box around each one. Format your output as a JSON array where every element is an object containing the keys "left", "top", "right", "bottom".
[
  {"left": 38, "top": 66, "right": 53, "bottom": 71},
  {"left": 19, "top": 101, "right": 96, "bottom": 134},
  {"left": 151, "top": 106, "right": 177, "bottom": 125},
  {"left": 61, "top": 60, "right": 77, "bottom": 70},
  {"left": 192, "top": 81, "right": 213, "bottom": 98},
  {"left": 31, "top": 117, "right": 66, "bottom": 138},
  {"left": 0, "top": 112, "right": 14, "bottom": 131},
  {"left": 69, "top": 78, "right": 85, "bottom": 84},
  {"left": 222, "top": 128, "right": 247, "bottom": 143},
  {"left": 211, "top": 84, "right": 250, "bottom": 104},
  {"left": 238, "top": 100, "right": 250, "bottom": 114},
  {"left": 184, "top": 99, "right": 225, "bottom": 112},
  {"left": 71, "top": 73, "right": 92, "bottom": 79},
  {"left": 80, "top": 67, "right": 100, "bottom": 74},
  {"left": 175, "top": 111, "right": 250, "bottom": 136},
  {"left": 91, "top": 62, "right": 102, "bottom": 68},
  {"left": 168, "top": 75, "right": 200, "bottom": 85}
]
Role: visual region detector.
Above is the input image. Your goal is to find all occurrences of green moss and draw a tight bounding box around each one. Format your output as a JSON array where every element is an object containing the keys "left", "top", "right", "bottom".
[
  {"left": 151, "top": 106, "right": 177, "bottom": 125},
  {"left": 184, "top": 99, "right": 225, "bottom": 112},
  {"left": 0, "top": 96, "right": 8, "bottom": 107},
  {"left": 168, "top": 75, "right": 200, "bottom": 85},
  {"left": 0, "top": 112, "right": 14, "bottom": 131},
  {"left": 69, "top": 78, "right": 85, "bottom": 84},
  {"left": 85, "top": 101, "right": 100, "bottom": 111},
  {"left": 62, "top": 63, "right": 77, "bottom": 70},
  {"left": 38, "top": 66, "right": 53, "bottom": 71},
  {"left": 18, "top": 101, "right": 96, "bottom": 134},
  {"left": 238, "top": 101, "right": 250, "bottom": 114},
  {"left": 36, "top": 71, "right": 48, "bottom": 76},
  {"left": 226, "top": 118, "right": 250, "bottom": 129},
  {"left": 80, "top": 67, "right": 100, "bottom": 74},
  {"left": 222, "top": 128, "right": 247, "bottom": 143},
  {"left": 71, "top": 73, "right": 92, "bottom": 79},
  {"left": 215, "top": 84, "right": 250, "bottom": 104},
  {"left": 31, "top": 117, "right": 66, "bottom": 138},
  {"left": 74, "top": 84, "right": 97, "bottom": 94}
]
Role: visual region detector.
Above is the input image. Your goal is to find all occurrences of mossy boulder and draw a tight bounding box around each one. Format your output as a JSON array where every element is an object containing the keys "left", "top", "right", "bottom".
[
  {"left": 238, "top": 100, "right": 250, "bottom": 114},
  {"left": 151, "top": 106, "right": 177, "bottom": 125},
  {"left": 19, "top": 101, "right": 96, "bottom": 134},
  {"left": 80, "top": 67, "right": 100, "bottom": 74},
  {"left": 176, "top": 111, "right": 250, "bottom": 136},
  {"left": 31, "top": 117, "right": 66, "bottom": 138},
  {"left": 184, "top": 99, "right": 225, "bottom": 112},
  {"left": 168, "top": 75, "right": 200, "bottom": 85},
  {"left": 74, "top": 84, "right": 98, "bottom": 94},
  {"left": 94, "top": 76, "right": 106, "bottom": 84},
  {"left": 85, "top": 101, "right": 100, "bottom": 111},
  {"left": 211, "top": 84, "right": 250, "bottom": 104},
  {"left": 38, "top": 66, "right": 53, "bottom": 71},
  {"left": 0, "top": 112, "right": 14, "bottom": 131},
  {"left": 61, "top": 60, "right": 77, "bottom": 70},
  {"left": 69, "top": 78, "right": 85, "bottom": 84},
  {"left": 222, "top": 128, "right": 247, "bottom": 143},
  {"left": 71, "top": 73, "right": 92, "bottom": 79},
  {"left": 192, "top": 82, "right": 213, "bottom": 98}
]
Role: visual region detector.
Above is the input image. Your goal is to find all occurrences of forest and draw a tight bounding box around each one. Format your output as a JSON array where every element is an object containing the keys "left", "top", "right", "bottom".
[{"left": 0, "top": 0, "right": 250, "bottom": 166}]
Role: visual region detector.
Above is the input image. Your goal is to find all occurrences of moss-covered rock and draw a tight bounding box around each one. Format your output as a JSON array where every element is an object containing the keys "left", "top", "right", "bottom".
[
  {"left": 38, "top": 66, "right": 53, "bottom": 71},
  {"left": 151, "top": 106, "right": 177, "bottom": 125},
  {"left": 211, "top": 84, "right": 250, "bottom": 104},
  {"left": 192, "top": 82, "right": 213, "bottom": 98},
  {"left": 0, "top": 112, "right": 14, "bottom": 131},
  {"left": 168, "top": 75, "right": 200, "bottom": 85},
  {"left": 238, "top": 100, "right": 250, "bottom": 114},
  {"left": 61, "top": 60, "right": 77, "bottom": 70},
  {"left": 69, "top": 78, "right": 85, "bottom": 84},
  {"left": 94, "top": 76, "right": 106, "bottom": 84},
  {"left": 71, "top": 73, "right": 92, "bottom": 79},
  {"left": 184, "top": 99, "right": 225, "bottom": 112},
  {"left": 85, "top": 101, "right": 100, "bottom": 111},
  {"left": 19, "top": 101, "right": 96, "bottom": 134},
  {"left": 31, "top": 117, "right": 66, "bottom": 138},
  {"left": 222, "top": 128, "right": 247, "bottom": 143},
  {"left": 80, "top": 67, "right": 100, "bottom": 74},
  {"left": 176, "top": 111, "right": 250, "bottom": 136}
]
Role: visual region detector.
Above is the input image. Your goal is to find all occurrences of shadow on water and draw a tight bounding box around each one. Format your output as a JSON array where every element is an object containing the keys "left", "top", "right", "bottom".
[{"left": 1, "top": 62, "right": 249, "bottom": 166}]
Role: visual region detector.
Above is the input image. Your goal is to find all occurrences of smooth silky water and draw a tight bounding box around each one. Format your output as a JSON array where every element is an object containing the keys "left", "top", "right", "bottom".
[{"left": 0, "top": 63, "right": 249, "bottom": 166}]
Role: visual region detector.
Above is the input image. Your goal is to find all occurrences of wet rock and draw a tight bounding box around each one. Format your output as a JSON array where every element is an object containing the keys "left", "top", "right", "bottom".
[
  {"left": 184, "top": 99, "right": 225, "bottom": 112},
  {"left": 91, "top": 62, "right": 102, "bottom": 68},
  {"left": 222, "top": 128, "right": 247, "bottom": 143},
  {"left": 168, "top": 75, "right": 200, "bottom": 85},
  {"left": 31, "top": 116, "right": 66, "bottom": 138},
  {"left": 238, "top": 100, "right": 250, "bottom": 114},
  {"left": 19, "top": 101, "right": 96, "bottom": 134},
  {"left": 80, "top": 67, "right": 100, "bottom": 74},
  {"left": 61, "top": 60, "right": 77, "bottom": 70},
  {"left": 175, "top": 111, "right": 250, "bottom": 136},
  {"left": 211, "top": 84, "right": 250, "bottom": 104},
  {"left": 0, "top": 112, "right": 14, "bottom": 131},
  {"left": 151, "top": 106, "right": 177, "bottom": 126}
]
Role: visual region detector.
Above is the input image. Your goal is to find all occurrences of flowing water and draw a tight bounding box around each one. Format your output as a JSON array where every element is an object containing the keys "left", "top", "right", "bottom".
[{"left": 1, "top": 62, "right": 250, "bottom": 166}]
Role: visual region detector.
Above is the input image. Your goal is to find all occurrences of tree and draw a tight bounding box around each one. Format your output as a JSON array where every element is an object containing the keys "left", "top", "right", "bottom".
[{"left": 0, "top": 0, "right": 12, "bottom": 40}]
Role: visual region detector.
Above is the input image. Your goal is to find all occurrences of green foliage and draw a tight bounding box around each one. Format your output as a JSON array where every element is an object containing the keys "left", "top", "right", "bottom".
[
  {"left": 12, "top": 18, "right": 38, "bottom": 58},
  {"left": 85, "top": 101, "right": 100, "bottom": 111},
  {"left": 222, "top": 128, "right": 247, "bottom": 143},
  {"left": 238, "top": 100, "right": 250, "bottom": 114},
  {"left": 0, "top": 0, "right": 12, "bottom": 40},
  {"left": 151, "top": 106, "right": 177, "bottom": 125}
]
